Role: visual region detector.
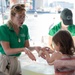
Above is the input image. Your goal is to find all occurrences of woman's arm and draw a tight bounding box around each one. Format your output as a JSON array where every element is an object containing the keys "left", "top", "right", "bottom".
[
  {"left": 1, "top": 41, "right": 25, "bottom": 55},
  {"left": 25, "top": 40, "right": 41, "bottom": 51},
  {"left": 1, "top": 41, "right": 36, "bottom": 61},
  {"left": 42, "top": 48, "right": 62, "bottom": 65}
]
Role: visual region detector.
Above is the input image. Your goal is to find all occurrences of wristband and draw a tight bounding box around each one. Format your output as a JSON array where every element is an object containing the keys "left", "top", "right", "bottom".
[
  {"left": 38, "top": 50, "right": 43, "bottom": 57},
  {"left": 25, "top": 47, "right": 29, "bottom": 54}
]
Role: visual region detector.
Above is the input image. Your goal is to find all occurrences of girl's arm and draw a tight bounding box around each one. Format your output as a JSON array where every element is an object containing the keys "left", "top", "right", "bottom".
[{"left": 42, "top": 48, "right": 62, "bottom": 65}]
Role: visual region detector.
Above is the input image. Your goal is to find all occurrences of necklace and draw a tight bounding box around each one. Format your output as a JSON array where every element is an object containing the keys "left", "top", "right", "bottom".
[{"left": 18, "top": 38, "right": 21, "bottom": 42}]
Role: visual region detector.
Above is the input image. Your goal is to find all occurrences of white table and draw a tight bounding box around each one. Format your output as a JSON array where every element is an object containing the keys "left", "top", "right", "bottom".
[
  {"left": 19, "top": 51, "right": 55, "bottom": 75},
  {"left": 22, "top": 62, "right": 55, "bottom": 75}
]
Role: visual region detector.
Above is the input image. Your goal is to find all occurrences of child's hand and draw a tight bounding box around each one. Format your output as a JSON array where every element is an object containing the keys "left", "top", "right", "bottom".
[
  {"left": 42, "top": 47, "right": 54, "bottom": 54},
  {"left": 35, "top": 46, "right": 46, "bottom": 59},
  {"left": 38, "top": 50, "right": 46, "bottom": 59}
]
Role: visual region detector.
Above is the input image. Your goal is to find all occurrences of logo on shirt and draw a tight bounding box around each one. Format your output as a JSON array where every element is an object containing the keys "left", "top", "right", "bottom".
[{"left": 20, "top": 34, "right": 25, "bottom": 37}]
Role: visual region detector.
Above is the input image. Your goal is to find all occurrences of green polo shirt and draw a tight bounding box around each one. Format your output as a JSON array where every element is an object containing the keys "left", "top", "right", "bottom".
[
  {"left": 48, "top": 22, "right": 75, "bottom": 36},
  {"left": 0, "top": 24, "right": 30, "bottom": 56}
]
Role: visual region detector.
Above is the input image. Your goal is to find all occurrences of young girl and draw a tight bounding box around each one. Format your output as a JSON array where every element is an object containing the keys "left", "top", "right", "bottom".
[{"left": 42, "top": 30, "right": 75, "bottom": 75}]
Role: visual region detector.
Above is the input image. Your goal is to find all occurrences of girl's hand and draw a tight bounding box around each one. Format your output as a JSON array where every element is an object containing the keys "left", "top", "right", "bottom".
[
  {"left": 24, "top": 48, "right": 36, "bottom": 61},
  {"left": 35, "top": 46, "right": 46, "bottom": 59},
  {"left": 42, "top": 47, "right": 54, "bottom": 54}
]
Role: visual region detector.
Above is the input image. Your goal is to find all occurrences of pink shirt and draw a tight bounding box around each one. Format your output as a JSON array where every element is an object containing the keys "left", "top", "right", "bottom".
[{"left": 55, "top": 57, "right": 75, "bottom": 75}]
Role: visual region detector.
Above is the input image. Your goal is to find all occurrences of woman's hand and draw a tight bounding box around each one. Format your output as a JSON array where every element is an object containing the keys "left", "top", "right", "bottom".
[
  {"left": 35, "top": 46, "right": 46, "bottom": 59},
  {"left": 24, "top": 48, "right": 36, "bottom": 61}
]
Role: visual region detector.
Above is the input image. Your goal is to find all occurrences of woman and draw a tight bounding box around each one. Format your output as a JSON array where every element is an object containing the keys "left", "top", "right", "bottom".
[{"left": 0, "top": 4, "right": 42, "bottom": 75}]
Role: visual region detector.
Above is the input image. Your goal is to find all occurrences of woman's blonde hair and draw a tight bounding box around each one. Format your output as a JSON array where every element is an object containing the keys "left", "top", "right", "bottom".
[
  {"left": 7, "top": 4, "right": 25, "bottom": 27},
  {"left": 10, "top": 4, "right": 25, "bottom": 16}
]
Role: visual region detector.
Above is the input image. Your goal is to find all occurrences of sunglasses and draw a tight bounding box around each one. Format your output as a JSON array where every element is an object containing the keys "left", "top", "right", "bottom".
[{"left": 11, "top": 4, "right": 25, "bottom": 10}]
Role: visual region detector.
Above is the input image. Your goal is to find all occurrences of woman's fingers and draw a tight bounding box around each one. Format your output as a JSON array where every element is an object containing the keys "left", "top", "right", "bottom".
[
  {"left": 27, "top": 51, "right": 36, "bottom": 61},
  {"left": 24, "top": 48, "right": 36, "bottom": 61}
]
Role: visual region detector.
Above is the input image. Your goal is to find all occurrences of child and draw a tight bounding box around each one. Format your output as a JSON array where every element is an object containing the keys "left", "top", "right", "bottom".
[{"left": 42, "top": 30, "right": 75, "bottom": 75}]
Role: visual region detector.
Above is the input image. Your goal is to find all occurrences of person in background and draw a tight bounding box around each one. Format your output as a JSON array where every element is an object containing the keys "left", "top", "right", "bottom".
[
  {"left": 42, "top": 30, "right": 75, "bottom": 75},
  {"left": 48, "top": 8, "right": 75, "bottom": 50},
  {"left": 0, "top": 4, "right": 43, "bottom": 75}
]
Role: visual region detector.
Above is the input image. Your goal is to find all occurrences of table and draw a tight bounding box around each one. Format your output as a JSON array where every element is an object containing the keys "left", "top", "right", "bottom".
[
  {"left": 19, "top": 51, "right": 55, "bottom": 75},
  {"left": 22, "top": 62, "right": 55, "bottom": 75}
]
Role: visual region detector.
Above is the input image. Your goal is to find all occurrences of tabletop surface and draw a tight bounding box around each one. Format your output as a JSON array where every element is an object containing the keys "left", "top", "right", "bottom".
[
  {"left": 19, "top": 51, "right": 55, "bottom": 75},
  {"left": 22, "top": 62, "right": 54, "bottom": 75}
]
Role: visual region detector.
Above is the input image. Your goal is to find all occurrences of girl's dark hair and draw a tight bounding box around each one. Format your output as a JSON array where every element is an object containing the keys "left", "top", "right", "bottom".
[{"left": 52, "top": 30, "right": 75, "bottom": 56}]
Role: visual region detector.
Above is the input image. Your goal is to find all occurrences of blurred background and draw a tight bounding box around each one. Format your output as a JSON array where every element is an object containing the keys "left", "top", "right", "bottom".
[{"left": 0, "top": 0, "right": 74, "bottom": 14}]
